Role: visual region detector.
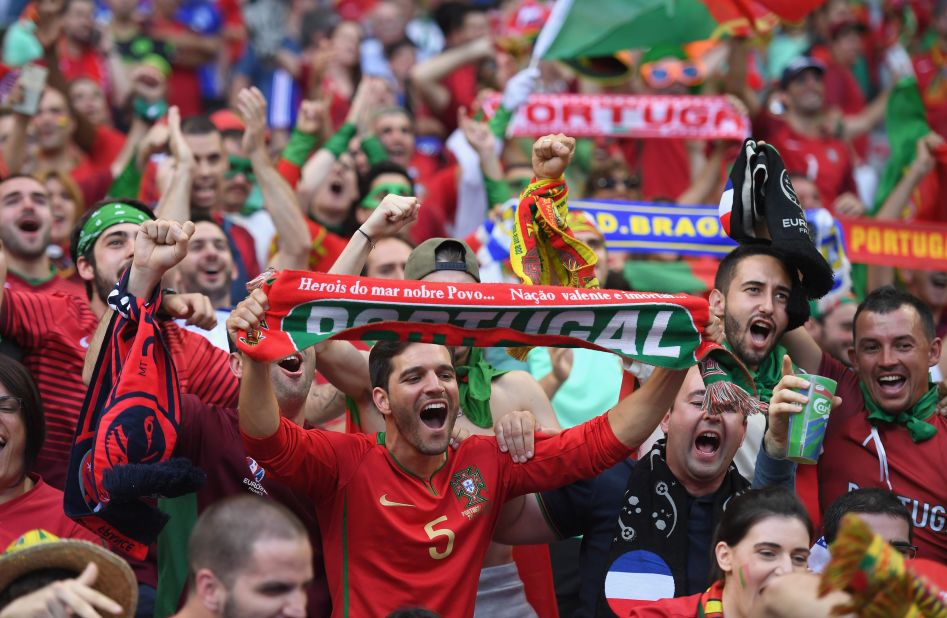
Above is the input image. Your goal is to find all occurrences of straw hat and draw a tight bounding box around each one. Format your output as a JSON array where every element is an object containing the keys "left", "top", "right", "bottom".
[{"left": 0, "top": 530, "right": 138, "bottom": 618}]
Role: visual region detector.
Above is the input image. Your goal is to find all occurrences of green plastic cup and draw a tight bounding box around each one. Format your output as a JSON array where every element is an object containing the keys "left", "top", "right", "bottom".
[{"left": 785, "top": 373, "right": 837, "bottom": 464}]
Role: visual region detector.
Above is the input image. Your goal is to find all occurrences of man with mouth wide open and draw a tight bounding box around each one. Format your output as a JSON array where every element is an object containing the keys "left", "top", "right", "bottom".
[{"left": 231, "top": 283, "right": 692, "bottom": 618}]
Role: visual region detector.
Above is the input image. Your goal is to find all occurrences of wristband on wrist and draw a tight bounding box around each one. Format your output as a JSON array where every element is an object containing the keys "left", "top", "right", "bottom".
[
  {"left": 283, "top": 129, "right": 318, "bottom": 166},
  {"left": 357, "top": 228, "right": 375, "bottom": 251},
  {"left": 360, "top": 135, "right": 389, "bottom": 165},
  {"left": 324, "top": 122, "right": 357, "bottom": 158}
]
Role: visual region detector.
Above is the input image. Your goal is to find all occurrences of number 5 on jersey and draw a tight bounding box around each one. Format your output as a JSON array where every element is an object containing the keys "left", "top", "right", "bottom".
[{"left": 425, "top": 516, "right": 455, "bottom": 560}]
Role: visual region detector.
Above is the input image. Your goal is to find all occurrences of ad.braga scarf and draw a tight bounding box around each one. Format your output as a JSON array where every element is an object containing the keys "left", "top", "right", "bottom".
[
  {"left": 235, "top": 271, "right": 761, "bottom": 414},
  {"left": 65, "top": 273, "right": 205, "bottom": 560}
]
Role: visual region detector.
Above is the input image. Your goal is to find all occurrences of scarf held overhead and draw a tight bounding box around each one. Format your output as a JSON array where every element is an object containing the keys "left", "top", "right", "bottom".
[{"left": 235, "top": 271, "right": 759, "bottom": 411}]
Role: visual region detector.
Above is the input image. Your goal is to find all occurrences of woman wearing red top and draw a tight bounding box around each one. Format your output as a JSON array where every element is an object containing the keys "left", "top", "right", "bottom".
[
  {"left": 627, "top": 487, "right": 813, "bottom": 618},
  {"left": 0, "top": 356, "right": 99, "bottom": 548}
]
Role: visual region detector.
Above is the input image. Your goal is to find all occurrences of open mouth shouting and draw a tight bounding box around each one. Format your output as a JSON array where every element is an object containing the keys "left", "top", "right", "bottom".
[
  {"left": 694, "top": 429, "right": 721, "bottom": 459},
  {"left": 16, "top": 215, "right": 44, "bottom": 238},
  {"left": 419, "top": 400, "right": 449, "bottom": 431},
  {"left": 747, "top": 318, "right": 775, "bottom": 350},
  {"left": 276, "top": 352, "right": 304, "bottom": 377},
  {"left": 876, "top": 373, "right": 907, "bottom": 398}
]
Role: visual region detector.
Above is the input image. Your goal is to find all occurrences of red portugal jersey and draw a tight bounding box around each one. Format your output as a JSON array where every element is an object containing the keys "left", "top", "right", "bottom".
[
  {"left": 0, "top": 290, "right": 238, "bottom": 489},
  {"left": 243, "top": 413, "right": 629, "bottom": 618},
  {"left": 755, "top": 112, "right": 857, "bottom": 206},
  {"left": 817, "top": 353, "right": 947, "bottom": 564},
  {"left": 3, "top": 268, "right": 86, "bottom": 298}
]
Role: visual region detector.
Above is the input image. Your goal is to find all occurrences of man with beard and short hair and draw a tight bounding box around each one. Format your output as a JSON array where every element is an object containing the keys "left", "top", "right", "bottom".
[
  {"left": 234, "top": 285, "right": 690, "bottom": 616},
  {"left": 175, "top": 217, "right": 236, "bottom": 311},
  {"left": 0, "top": 198, "right": 236, "bottom": 490},
  {"left": 171, "top": 495, "right": 314, "bottom": 618},
  {"left": 0, "top": 175, "right": 84, "bottom": 297},
  {"left": 708, "top": 244, "right": 795, "bottom": 477},
  {"left": 778, "top": 286, "right": 947, "bottom": 562}
]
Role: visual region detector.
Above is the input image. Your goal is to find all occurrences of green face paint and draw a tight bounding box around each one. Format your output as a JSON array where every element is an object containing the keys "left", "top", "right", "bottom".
[
  {"left": 226, "top": 155, "right": 256, "bottom": 183},
  {"left": 359, "top": 182, "right": 413, "bottom": 209},
  {"left": 738, "top": 564, "right": 747, "bottom": 589}
]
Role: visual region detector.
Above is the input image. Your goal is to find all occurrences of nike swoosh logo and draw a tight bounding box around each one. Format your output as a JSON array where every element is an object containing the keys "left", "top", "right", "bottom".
[{"left": 379, "top": 494, "right": 414, "bottom": 508}]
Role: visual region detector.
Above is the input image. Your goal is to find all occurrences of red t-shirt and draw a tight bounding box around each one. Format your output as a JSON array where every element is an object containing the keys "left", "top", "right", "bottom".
[
  {"left": 242, "top": 412, "right": 630, "bottom": 618},
  {"left": 0, "top": 290, "right": 239, "bottom": 489},
  {"left": 817, "top": 353, "right": 947, "bottom": 564},
  {"left": 57, "top": 41, "right": 109, "bottom": 93},
  {"left": 3, "top": 268, "right": 86, "bottom": 299},
  {"left": 0, "top": 475, "right": 102, "bottom": 548},
  {"left": 754, "top": 112, "right": 857, "bottom": 206},
  {"left": 621, "top": 139, "right": 691, "bottom": 202},
  {"left": 88, "top": 125, "right": 127, "bottom": 172}
]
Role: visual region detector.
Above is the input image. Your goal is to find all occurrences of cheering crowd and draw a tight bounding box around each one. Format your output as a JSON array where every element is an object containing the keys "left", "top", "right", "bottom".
[{"left": 2, "top": 0, "right": 947, "bottom": 617}]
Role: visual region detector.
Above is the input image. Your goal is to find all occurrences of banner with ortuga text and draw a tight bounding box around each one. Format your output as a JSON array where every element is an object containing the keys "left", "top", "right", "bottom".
[{"left": 483, "top": 93, "right": 750, "bottom": 140}]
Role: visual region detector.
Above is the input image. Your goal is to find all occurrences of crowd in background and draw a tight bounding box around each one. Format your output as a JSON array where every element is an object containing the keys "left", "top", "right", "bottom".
[{"left": 1, "top": 0, "right": 947, "bottom": 617}]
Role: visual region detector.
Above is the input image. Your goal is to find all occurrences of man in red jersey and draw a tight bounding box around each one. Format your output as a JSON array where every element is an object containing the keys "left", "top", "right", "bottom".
[
  {"left": 232, "top": 296, "right": 689, "bottom": 617},
  {"left": 0, "top": 175, "right": 84, "bottom": 298},
  {"left": 781, "top": 286, "right": 947, "bottom": 563},
  {"left": 0, "top": 198, "right": 236, "bottom": 491}
]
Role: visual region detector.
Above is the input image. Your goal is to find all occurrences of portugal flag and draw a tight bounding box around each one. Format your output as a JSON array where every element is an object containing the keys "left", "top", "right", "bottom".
[{"left": 533, "top": 0, "right": 825, "bottom": 61}]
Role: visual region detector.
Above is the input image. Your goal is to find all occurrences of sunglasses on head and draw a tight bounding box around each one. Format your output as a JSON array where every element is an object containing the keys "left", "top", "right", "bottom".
[
  {"left": 226, "top": 155, "right": 256, "bottom": 182},
  {"left": 640, "top": 58, "right": 705, "bottom": 89}
]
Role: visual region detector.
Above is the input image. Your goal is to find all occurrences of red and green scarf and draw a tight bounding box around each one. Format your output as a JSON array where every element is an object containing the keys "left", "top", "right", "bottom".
[
  {"left": 235, "top": 271, "right": 760, "bottom": 414},
  {"left": 510, "top": 177, "right": 599, "bottom": 289}
]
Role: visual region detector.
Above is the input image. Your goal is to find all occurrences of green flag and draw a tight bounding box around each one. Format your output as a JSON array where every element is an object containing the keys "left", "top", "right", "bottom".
[{"left": 535, "top": 0, "right": 717, "bottom": 61}]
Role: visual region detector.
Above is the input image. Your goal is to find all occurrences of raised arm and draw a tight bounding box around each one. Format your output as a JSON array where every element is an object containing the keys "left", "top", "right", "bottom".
[
  {"left": 867, "top": 133, "right": 944, "bottom": 291},
  {"left": 607, "top": 367, "right": 686, "bottom": 448},
  {"left": 228, "top": 288, "right": 280, "bottom": 438},
  {"left": 409, "top": 37, "right": 493, "bottom": 115},
  {"left": 154, "top": 107, "right": 194, "bottom": 222},
  {"left": 328, "top": 194, "right": 419, "bottom": 275},
  {"left": 722, "top": 38, "right": 762, "bottom": 119},
  {"left": 234, "top": 87, "right": 312, "bottom": 270}
]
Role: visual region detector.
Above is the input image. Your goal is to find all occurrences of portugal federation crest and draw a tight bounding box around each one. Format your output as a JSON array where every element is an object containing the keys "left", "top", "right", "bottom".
[{"left": 451, "top": 466, "right": 488, "bottom": 508}]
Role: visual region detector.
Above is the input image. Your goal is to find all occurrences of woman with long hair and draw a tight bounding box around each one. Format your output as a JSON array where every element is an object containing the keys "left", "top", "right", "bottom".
[{"left": 627, "top": 487, "right": 813, "bottom": 617}]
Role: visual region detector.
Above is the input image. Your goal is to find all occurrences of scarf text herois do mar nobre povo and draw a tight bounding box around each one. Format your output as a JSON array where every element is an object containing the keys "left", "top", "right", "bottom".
[{"left": 236, "top": 271, "right": 716, "bottom": 369}]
